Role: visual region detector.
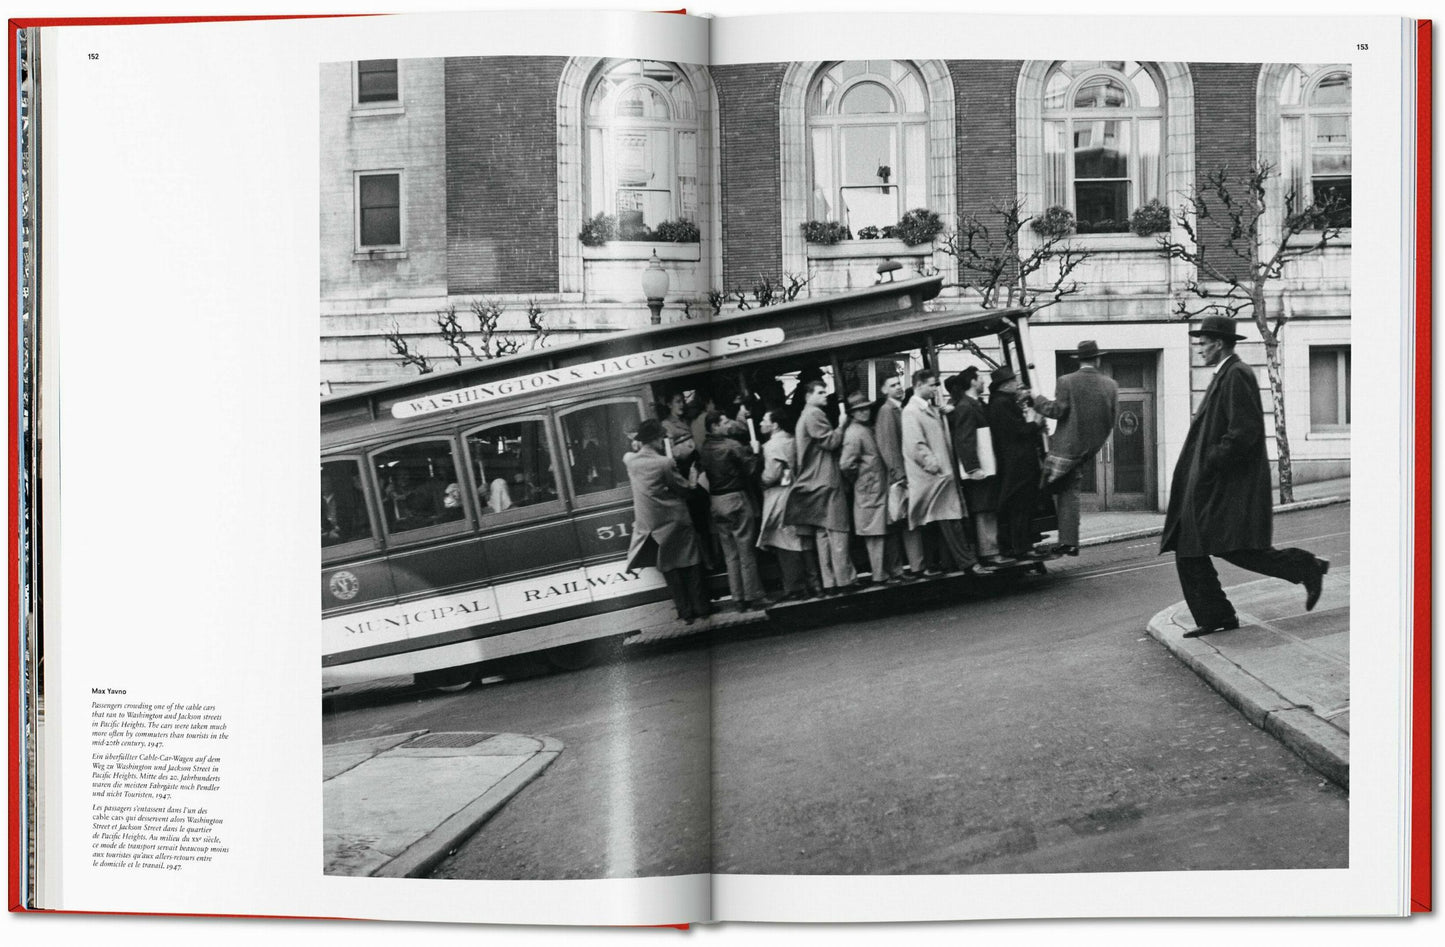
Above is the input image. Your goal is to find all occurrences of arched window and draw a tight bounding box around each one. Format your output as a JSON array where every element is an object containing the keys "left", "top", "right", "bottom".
[
  {"left": 1278, "top": 65, "right": 1351, "bottom": 226},
  {"left": 806, "top": 61, "right": 929, "bottom": 234},
  {"left": 585, "top": 59, "right": 699, "bottom": 237},
  {"left": 1041, "top": 61, "right": 1165, "bottom": 234}
]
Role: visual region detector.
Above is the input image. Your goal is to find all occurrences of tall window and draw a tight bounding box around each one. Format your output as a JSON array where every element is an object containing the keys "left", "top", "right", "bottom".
[
  {"left": 356, "top": 172, "right": 401, "bottom": 249},
  {"left": 1309, "top": 345, "right": 1351, "bottom": 432},
  {"left": 1279, "top": 66, "right": 1351, "bottom": 227},
  {"left": 585, "top": 60, "right": 699, "bottom": 237},
  {"left": 1042, "top": 61, "right": 1164, "bottom": 234},
  {"left": 806, "top": 61, "right": 928, "bottom": 234}
]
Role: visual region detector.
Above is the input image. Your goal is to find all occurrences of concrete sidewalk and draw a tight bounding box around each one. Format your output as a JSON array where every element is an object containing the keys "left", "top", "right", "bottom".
[
  {"left": 1146, "top": 567, "right": 1350, "bottom": 789},
  {"left": 323, "top": 730, "right": 562, "bottom": 877},
  {"left": 1079, "top": 475, "right": 1350, "bottom": 546}
]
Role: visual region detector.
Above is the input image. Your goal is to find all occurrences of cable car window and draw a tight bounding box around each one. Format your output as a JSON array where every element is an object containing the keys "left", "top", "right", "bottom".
[
  {"left": 464, "top": 419, "right": 560, "bottom": 515},
  {"left": 373, "top": 440, "right": 465, "bottom": 534},
  {"left": 321, "top": 459, "right": 373, "bottom": 548},
  {"left": 561, "top": 400, "right": 646, "bottom": 497}
]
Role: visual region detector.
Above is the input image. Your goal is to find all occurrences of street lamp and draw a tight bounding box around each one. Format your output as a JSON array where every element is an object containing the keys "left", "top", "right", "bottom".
[{"left": 641, "top": 250, "right": 669, "bottom": 325}]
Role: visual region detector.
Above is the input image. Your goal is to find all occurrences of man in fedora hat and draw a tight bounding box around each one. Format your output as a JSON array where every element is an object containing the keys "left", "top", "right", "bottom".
[
  {"left": 1160, "top": 315, "right": 1330, "bottom": 638},
  {"left": 1020, "top": 340, "right": 1119, "bottom": 556}
]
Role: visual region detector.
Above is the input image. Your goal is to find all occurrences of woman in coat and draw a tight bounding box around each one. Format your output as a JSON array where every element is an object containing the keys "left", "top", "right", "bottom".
[
  {"left": 839, "top": 392, "right": 893, "bottom": 584},
  {"left": 756, "top": 405, "right": 819, "bottom": 599},
  {"left": 986, "top": 367, "right": 1045, "bottom": 560}
]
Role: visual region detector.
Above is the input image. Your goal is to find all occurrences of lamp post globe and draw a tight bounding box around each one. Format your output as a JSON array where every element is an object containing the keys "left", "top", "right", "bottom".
[{"left": 641, "top": 250, "right": 669, "bottom": 325}]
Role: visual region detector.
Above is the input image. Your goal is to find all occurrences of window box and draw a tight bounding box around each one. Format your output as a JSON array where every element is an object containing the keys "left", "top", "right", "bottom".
[
  {"left": 581, "top": 242, "right": 701, "bottom": 262},
  {"left": 1056, "top": 231, "right": 1163, "bottom": 253},
  {"left": 806, "top": 239, "right": 932, "bottom": 261}
]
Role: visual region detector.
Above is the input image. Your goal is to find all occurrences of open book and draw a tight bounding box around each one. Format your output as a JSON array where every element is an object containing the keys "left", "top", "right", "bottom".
[{"left": 11, "top": 5, "right": 1430, "bottom": 931}]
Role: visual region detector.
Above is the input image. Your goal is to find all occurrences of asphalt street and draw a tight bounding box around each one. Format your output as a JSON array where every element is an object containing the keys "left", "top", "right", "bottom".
[{"left": 321, "top": 503, "right": 1350, "bottom": 880}]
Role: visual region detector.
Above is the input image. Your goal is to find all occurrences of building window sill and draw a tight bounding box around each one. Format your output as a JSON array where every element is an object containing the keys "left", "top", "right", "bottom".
[
  {"left": 1306, "top": 429, "right": 1351, "bottom": 440},
  {"left": 351, "top": 104, "right": 404, "bottom": 117},
  {"left": 581, "top": 242, "right": 701, "bottom": 262},
  {"left": 1290, "top": 229, "right": 1352, "bottom": 249},
  {"left": 806, "top": 239, "right": 933, "bottom": 261},
  {"left": 353, "top": 248, "right": 408, "bottom": 261},
  {"left": 1053, "top": 232, "right": 1164, "bottom": 253}
]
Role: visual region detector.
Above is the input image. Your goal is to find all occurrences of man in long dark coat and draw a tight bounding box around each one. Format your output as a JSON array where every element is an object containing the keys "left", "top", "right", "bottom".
[
  {"left": 947, "top": 367, "right": 1007, "bottom": 565},
  {"left": 1160, "top": 315, "right": 1330, "bottom": 638},
  {"left": 986, "top": 366, "right": 1045, "bottom": 560}
]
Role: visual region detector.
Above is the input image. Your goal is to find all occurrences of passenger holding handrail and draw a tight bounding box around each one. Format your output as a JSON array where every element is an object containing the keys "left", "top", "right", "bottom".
[
  {"left": 625, "top": 419, "right": 712, "bottom": 624},
  {"left": 948, "top": 367, "right": 1012, "bottom": 567},
  {"left": 756, "top": 406, "right": 819, "bottom": 600},
  {"left": 698, "top": 410, "right": 767, "bottom": 611},
  {"left": 788, "top": 378, "right": 859, "bottom": 593},
  {"left": 902, "top": 369, "right": 983, "bottom": 575},
  {"left": 987, "top": 366, "right": 1047, "bottom": 561},
  {"left": 875, "top": 374, "right": 927, "bottom": 581},
  {"left": 839, "top": 392, "right": 895, "bottom": 585}
]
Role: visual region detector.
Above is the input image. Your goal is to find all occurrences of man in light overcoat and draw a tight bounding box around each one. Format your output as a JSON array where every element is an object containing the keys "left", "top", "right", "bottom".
[
  {"left": 1160, "top": 315, "right": 1330, "bottom": 637},
  {"left": 875, "top": 374, "right": 926, "bottom": 580},
  {"left": 902, "top": 369, "right": 981, "bottom": 575}
]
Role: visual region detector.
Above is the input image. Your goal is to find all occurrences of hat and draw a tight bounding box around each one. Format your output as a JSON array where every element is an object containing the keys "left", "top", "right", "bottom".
[
  {"left": 845, "top": 391, "right": 872, "bottom": 411},
  {"left": 1072, "top": 340, "right": 1107, "bottom": 359},
  {"left": 1188, "top": 315, "right": 1247, "bottom": 341},
  {"left": 989, "top": 366, "right": 1018, "bottom": 389}
]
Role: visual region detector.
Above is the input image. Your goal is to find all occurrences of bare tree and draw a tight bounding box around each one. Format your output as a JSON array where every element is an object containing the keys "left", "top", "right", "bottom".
[
  {"left": 386, "top": 299, "right": 549, "bottom": 374},
  {"left": 719, "top": 273, "right": 811, "bottom": 312},
  {"left": 1157, "top": 161, "right": 1346, "bottom": 503},
  {"left": 383, "top": 321, "right": 432, "bottom": 374},
  {"left": 939, "top": 200, "right": 1093, "bottom": 312}
]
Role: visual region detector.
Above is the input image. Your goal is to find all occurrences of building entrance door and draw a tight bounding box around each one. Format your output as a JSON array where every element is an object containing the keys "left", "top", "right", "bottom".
[{"left": 1052, "top": 351, "right": 1158, "bottom": 512}]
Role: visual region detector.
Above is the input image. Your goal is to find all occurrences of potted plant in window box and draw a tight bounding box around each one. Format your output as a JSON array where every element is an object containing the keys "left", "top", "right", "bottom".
[
  {"left": 890, "top": 208, "right": 944, "bottom": 247},
  {"left": 1129, "top": 198, "right": 1171, "bottom": 237},
  {"left": 1029, "top": 205, "right": 1076, "bottom": 239},
  {"left": 578, "top": 213, "right": 617, "bottom": 247},
  {"left": 802, "top": 220, "right": 852, "bottom": 244}
]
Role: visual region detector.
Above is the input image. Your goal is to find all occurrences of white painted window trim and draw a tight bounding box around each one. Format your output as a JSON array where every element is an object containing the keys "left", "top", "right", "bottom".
[
  {"left": 352, "top": 59, "right": 403, "bottom": 114},
  {"left": 1017, "top": 60, "right": 1193, "bottom": 281},
  {"left": 354, "top": 169, "right": 405, "bottom": 253},
  {"left": 1306, "top": 343, "right": 1352, "bottom": 434},
  {"left": 557, "top": 58, "right": 717, "bottom": 297},
  {"left": 1257, "top": 62, "right": 1352, "bottom": 246},
  {"left": 780, "top": 60, "right": 957, "bottom": 284}
]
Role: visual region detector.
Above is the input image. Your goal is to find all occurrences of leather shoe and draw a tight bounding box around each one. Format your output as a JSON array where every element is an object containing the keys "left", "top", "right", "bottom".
[
  {"left": 1055, "top": 544, "right": 1080, "bottom": 557},
  {"left": 1182, "top": 617, "right": 1240, "bottom": 639},
  {"left": 1304, "top": 557, "right": 1331, "bottom": 611}
]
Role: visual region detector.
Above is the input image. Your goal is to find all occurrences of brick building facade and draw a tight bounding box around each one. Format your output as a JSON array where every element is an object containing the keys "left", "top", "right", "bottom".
[{"left": 319, "top": 56, "right": 1351, "bottom": 511}]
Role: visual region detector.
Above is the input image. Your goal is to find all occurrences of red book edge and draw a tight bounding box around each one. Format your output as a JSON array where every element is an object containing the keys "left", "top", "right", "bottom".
[{"left": 1412, "top": 17, "right": 1432, "bottom": 917}]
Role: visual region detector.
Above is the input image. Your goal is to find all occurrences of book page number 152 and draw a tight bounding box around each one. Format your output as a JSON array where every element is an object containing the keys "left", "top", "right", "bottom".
[{"left": 88, "top": 53, "right": 99, "bottom": 60}]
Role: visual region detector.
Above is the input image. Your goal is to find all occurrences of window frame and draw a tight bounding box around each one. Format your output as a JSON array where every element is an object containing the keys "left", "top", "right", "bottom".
[
  {"left": 354, "top": 170, "right": 405, "bottom": 252},
  {"left": 1040, "top": 61, "right": 1166, "bottom": 234},
  {"left": 583, "top": 60, "right": 701, "bottom": 233},
  {"left": 322, "top": 455, "right": 383, "bottom": 563},
  {"left": 352, "top": 59, "right": 402, "bottom": 111},
  {"left": 367, "top": 434, "right": 472, "bottom": 546},
  {"left": 1281, "top": 66, "right": 1352, "bottom": 228},
  {"left": 460, "top": 414, "right": 569, "bottom": 530},
  {"left": 556, "top": 397, "right": 649, "bottom": 511},
  {"left": 805, "top": 62, "right": 930, "bottom": 236},
  {"left": 1308, "top": 344, "right": 1351, "bottom": 434}
]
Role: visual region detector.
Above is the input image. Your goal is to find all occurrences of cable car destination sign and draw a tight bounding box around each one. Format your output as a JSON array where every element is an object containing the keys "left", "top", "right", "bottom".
[{"left": 391, "top": 327, "right": 786, "bottom": 419}]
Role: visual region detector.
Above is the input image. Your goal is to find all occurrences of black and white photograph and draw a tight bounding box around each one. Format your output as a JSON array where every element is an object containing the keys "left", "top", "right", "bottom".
[{"left": 318, "top": 50, "right": 1353, "bottom": 883}]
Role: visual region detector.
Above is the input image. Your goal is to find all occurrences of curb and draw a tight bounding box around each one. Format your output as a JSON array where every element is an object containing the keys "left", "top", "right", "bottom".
[
  {"left": 1081, "top": 494, "right": 1348, "bottom": 549},
  {"left": 1145, "top": 602, "right": 1349, "bottom": 789},
  {"left": 374, "top": 736, "right": 565, "bottom": 878}
]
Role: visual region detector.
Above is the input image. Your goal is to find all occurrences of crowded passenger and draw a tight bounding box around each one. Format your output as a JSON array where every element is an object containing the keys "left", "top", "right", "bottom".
[
  {"left": 756, "top": 405, "right": 820, "bottom": 600},
  {"left": 789, "top": 378, "right": 859, "bottom": 592},
  {"left": 698, "top": 410, "right": 767, "bottom": 611},
  {"left": 625, "top": 419, "right": 712, "bottom": 624},
  {"left": 839, "top": 392, "right": 895, "bottom": 585},
  {"left": 875, "top": 374, "right": 927, "bottom": 580},
  {"left": 947, "top": 367, "right": 1012, "bottom": 567},
  {"left": 901, "top": 369, "right": 983, "bottom": 576},
  {"left": 987, "top": 366, "right": 1046, "bottom": 561}
]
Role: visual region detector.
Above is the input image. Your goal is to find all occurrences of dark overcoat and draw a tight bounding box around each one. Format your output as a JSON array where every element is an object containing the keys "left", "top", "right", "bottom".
[
  {"left": 1032, "top": 366, "right": 1119, "bottom": 475},
  {"left": 625, "top": 446, "right": 701, "bottom": 572},
  {"left": 986, "top": 392, "right": 1043, "bottom": 510},
  {"left": 1160, "top": 355, "right": 1273, "bottom": 556},
  {"left": 949, "top": 394, "right": 999, "bottom": 513}
]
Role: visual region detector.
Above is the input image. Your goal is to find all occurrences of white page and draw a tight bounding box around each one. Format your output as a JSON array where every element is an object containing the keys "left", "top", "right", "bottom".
[
  {"left": 35, "top": 8, "right": 711, "bottom": 927},
  {"left": 8, "top": 0, "right": 1430, "bottom": 944},
  {"left": 708, "top": 9, "right": 1411, "bottom": 923}
]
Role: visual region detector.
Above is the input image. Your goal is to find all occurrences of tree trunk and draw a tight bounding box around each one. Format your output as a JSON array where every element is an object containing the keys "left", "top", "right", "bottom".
[{"left": 1256, "top": 294, "right": 1295, "bottom": 504}]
